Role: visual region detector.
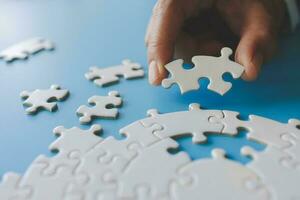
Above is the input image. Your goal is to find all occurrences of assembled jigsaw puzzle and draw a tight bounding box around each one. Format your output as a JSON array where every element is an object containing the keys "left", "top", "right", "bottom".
[
  {"left": 162, "top": 47, "right": 245, "bottom": 95},
  {"left": 1, "top": 104, "right": 299, "bottom": 200},
  {"left": 0, "top": 37, "right": 54, "bottom": 62}
]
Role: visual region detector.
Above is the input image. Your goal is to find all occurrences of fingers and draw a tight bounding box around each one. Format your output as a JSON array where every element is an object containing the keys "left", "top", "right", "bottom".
[
  {"left": 234, "top": 1, "right": 280, "bottom": 81},
  {"left": 146, "top": 0, "right": 185, "bottom": 85},
  {"left": 146, "top": 0, "right": 202, "bottom": 85}
]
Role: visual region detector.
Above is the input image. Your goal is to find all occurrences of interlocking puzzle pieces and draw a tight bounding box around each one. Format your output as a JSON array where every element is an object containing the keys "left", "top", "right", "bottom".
[
  {"left": 162, "top": 47, "right": 245, "bottom": 95},
  {"left": 117, "top": 138, "right": 191, "bottom": 200},
  {"left": 85, "top": 59, "right": 144, "bottom": 87},
  {"left": 171, "top": 149, "right": 270, "bottom": 200},
  {"left": 0, "top": 37, "right": 54, "bottom": 62},
  {"left": 76, "top": 91, "right": 122, "bottom": 124},
  {"left": 140, "top": 103, "right": 227, "bottom": 144},
  {"left": 20, "top": 84, "right": 69, "bottom": 114},
  {"left": 0, "top": 172, "right": 32, "bottom": 200},
  {"left": 209, "top": 110, "right": 300, "bottom": 149},
  {"left": 242, "top": 145, "right": 300, "bottom": 199}
]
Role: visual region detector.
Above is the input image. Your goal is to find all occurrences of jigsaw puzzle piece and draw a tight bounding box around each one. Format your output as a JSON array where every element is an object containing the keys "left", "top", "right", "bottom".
[
  {"left": 162, "top": 47, "right": 244, "bottom": 95},
  {"left": 117, "top": 138, "right": 191, "bottom": 199},
  {"left": 66, "top": 136, "right": 140, "bottom": 199},
  {"left": 0, "top": 172, "right": 32, "bottom": 200},
  {"left": 171, "top": 149, "right": 270, "bottom": 200},
  {"left": 0, "top": 37, "right": 54, "bottom": 62},
  {"left": 210, "top": 111, "right": 299, "bottom": 148},
  {"left": 76, "top": 91, "right": 122, "bottom": 124},
  {"left": 19, "top": 162, "right": 86, "bottom": 200},
  {"left": 119, "top": 121, "right": 161, "bottom": 147},
  {"left": 281, "top": 121, "right": 300, "bottom": 168},
  {"left": 192, "top": 47, "right": 244, "bottom": 95},
  {"left": 162, "top": 59, "right": 200, "bottom": 94},
  {"left": 140, "top": 103, "right": 225, "bottom": 143},
  {"left": 50, "top": 125, "right": 103, "bottom": 155},
  {"left": 242, "top": 145, "right": 300, "bottom": 200},
  {"left": 85, "top": 59, "right": 144, "bottom": 86},
  {"left": 20, "top": 84, "right": 69, "bottom": 114}
]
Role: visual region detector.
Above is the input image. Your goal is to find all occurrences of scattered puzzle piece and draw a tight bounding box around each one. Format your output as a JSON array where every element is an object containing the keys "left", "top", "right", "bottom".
[
  {"left": 85, "top": 59, "right": 144, "bottom": 86},
  {"left": 20, "top": 84, "right": 69, "bottom": 114},
  {"left": 76, "top": 91, "right": 122, "bottom": 124},
  {"left": 162, "top": 47, "right": 244, "bottom": 95},
  {"left": 0, "top": 37, "right": 54, "bottom": 62},
  {"left": 171, "top": 149, "right": 270, "bottom": 200}
]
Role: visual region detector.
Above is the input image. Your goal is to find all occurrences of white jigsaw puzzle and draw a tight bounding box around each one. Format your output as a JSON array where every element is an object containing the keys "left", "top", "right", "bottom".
[
  {"left": 85, "top": 59, "right": 144, "bottom": 87},
  {"left": 0, "top": 172, "right": 32, "bottom": 200},
  {"left": 209, "top": 110, "right": 300, "bottom": 148},
  {"left": 76, "top": 91, "right": 122, "bottom": 124},
  {"left": 171, "top": 148, "right": 270, "bottom": 200},
  {"left": 162, "top": 47, "right": 245, "bottom": 95},
  {"left": 0, "top": 37, "right": 54, "bottom": 62},
  {"left": 242, "top": 145, "right": 300, "bottom": 200},
  {"left": 1, "top": 105, "right": 299, "bottom": 200},
  {"left": 20, "top": 84, "right": 69, "bottom": 114},
  {"left": 140, "top": 103, "right": 226, "bottom": 143}
]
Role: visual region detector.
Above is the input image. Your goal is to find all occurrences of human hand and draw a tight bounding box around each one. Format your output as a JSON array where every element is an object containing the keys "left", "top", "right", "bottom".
[{"left": 145, "top": 0, "right": 286, "bottom": 85}]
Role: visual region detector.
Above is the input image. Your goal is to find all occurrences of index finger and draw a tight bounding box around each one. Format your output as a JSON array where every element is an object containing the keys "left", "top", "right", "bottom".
[{"left": 146, "top": 0, "right": 203, "bottom": 85}]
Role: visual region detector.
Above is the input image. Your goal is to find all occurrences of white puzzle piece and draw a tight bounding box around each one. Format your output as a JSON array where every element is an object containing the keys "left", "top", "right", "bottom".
[
  {"left": 0, "top": 172, "right": 32, "bottom": 200},
  {"left": 140, "top": 103, "right": 225, "bottom": 143},
  {"left": 85, "top": 59, "right": 144, "bottom": 87},
  {"left": 281, "top": 121, "right": 300, "bottom": 169},
  {"left": 117, "top": 138, "right": 191, "bottom": 199},
  {"left": 20, "top": 162, "right": 86, "bottom": 200},
  {"left": 171, "top": 149, "right": 270, "bottom": 200},
  {"left": 20, "top": 85, "right": 69, "bottom": 114},
  {"left": 76, "top": 91, "right": 122, "bottom": 124},
  {"left": 162, "top": 47, "right": 244, "bottom": 95},
  {"left": 210, "top": 110, "right": 300, "bottom": 148},
  {"left": 0, "top": 37, "right": 54, "bottom": 62},
  {"left": 242, "top": 146, "right": 300, "bottom": 200}
]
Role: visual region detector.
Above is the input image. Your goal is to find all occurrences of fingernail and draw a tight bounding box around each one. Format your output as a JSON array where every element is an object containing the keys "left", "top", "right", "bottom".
[
  {"left": 148, "top": 60, "right": 158, "bottom": 85},
  {"left": 157, "top": 62, "right": 165, "bottom": 76}
]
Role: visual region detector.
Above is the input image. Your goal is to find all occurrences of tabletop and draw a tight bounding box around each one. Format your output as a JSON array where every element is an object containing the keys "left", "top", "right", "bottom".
[{"left": 0, "top": 0, "right": 299, "bottom": 176}]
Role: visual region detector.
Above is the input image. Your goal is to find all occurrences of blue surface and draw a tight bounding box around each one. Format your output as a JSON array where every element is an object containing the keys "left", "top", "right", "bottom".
[{"left": 0, "top": 0, "right": 299, "bottom": 176}]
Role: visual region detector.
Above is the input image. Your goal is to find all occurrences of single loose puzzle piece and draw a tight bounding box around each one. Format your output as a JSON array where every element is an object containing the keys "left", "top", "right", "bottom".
[
  {"left": 0, "top": 37, "right": 54, "bottom": 62},
  {"left": 140, "top": 103, "right": 226, "bottom": 143},
  {"left": 117, "top": 138, "right": 191, "bottom": 200},
  {"left": 85, "top": 59, "right": 144, "bottom": 86},
  {"left": 210, "top": 110, "right": 300, "bottom": 148},
  {"left": 0, "top": 172, "right": 32, "bottom": 200},
  {"left": 162, "top": 47, "right": 245, "bottom": 95},
  {"left": 20, "top": 84, "right": 69, "bottom": 114},
  {"left": 76, "top": 91, "right": 122, "bottom": 124},
  {"left": 171, "top": 149, "right": 270, "bottom": 200},
  {"left": 242, "top": 145, "right": 300, "bottom": 200}
]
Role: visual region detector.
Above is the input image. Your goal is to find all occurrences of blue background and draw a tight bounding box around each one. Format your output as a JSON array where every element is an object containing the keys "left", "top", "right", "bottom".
[{"left": 0, "top": 0, "right": 299, "bottom": 176}]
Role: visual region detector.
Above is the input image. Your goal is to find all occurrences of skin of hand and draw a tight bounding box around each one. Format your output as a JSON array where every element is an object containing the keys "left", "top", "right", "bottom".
[{"left": 145, "top": 0, "right": 287, "bottom": 85}]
